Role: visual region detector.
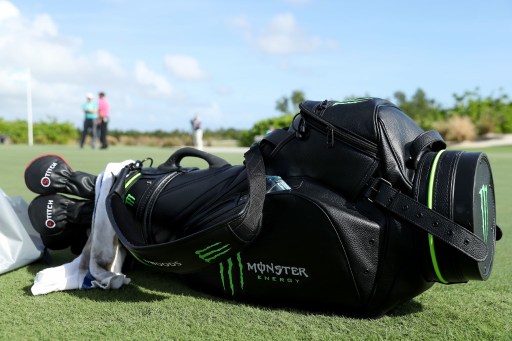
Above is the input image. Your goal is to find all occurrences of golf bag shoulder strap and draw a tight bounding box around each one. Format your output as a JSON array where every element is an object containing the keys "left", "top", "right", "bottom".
[
  {"left": 237, "top": 144, "right": 267, "bottom": 241},
  {"left": 364, "top": 178, "right": 488, "bottom": 261}
]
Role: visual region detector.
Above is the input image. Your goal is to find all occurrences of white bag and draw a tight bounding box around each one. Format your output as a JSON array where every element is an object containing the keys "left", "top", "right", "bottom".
[{"left": 0, "top": 188, "right": 44, "bottom": 275}]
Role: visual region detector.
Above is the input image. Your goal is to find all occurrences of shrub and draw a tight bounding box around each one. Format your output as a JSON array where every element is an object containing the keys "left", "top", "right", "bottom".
[
  {"left": 433, "top": 116, "right": 476, "bottom": 142},
  {"left": 476, "top": 108, "right": 498, "bottom": 135},
  {"left": 0, "top": 118, "right": 78, "bottom": 144},
  {"left": 161, "top": 135, "right": 192, "bottom": 147},
  {"left": 239, "top": 114, "right": 294, "bottom": 147},
  {"left": 106, "top": 135, "right": 118, "bottom": 146}
]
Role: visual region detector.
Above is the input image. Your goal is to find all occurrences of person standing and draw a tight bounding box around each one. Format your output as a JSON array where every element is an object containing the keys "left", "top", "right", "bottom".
[
  {"left": 79, "top": 93, "right": 98, "bottom": 149},
  {"left": 190, "top": 114, "right": 203, "bottom": 150},
  {"left": 97, "top": 92, "right": 110, "bottom": 149}
]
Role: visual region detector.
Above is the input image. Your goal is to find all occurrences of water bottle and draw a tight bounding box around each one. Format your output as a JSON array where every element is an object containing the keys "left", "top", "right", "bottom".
[{"left": 265, "top": 175, "right": 291, "bottom": 193}]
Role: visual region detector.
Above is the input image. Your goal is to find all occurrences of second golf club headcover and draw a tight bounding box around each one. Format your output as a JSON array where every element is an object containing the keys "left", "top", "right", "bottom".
[{"left": 28, "top": 194, "right": 93, "bottom": 254}]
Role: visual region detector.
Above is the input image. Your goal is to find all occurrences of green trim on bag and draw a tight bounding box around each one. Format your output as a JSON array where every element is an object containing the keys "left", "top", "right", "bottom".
[
  {"left": 332, "top": 97, "right": 371, "bottom": 106},
  {"left": 427, "top": 150, "right": 448, "bottom": 284},
  {"left": 124, "top": 173, "right": 141, "bottom": 190},
  {"left": 128, "top": 249, "right": 149, "bottom": 266}
]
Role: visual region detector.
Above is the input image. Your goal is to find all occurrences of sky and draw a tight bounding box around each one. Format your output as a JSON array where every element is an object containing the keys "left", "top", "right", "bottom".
[{"left": 0, "top": 0, "right": 511, "bottom": 132}]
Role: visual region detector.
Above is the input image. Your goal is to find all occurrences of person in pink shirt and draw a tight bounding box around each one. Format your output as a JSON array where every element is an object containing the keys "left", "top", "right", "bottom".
[{"left": 97, "top": 92, "right": 110, "bottom": 149}]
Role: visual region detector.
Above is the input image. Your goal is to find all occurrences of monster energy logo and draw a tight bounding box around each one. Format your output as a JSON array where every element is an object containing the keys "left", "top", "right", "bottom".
[
  {"left": 246, "top": 262, "right": 308, "bottom": 277},
  {"left": 218, "top": 257, "right": 310, "bottom": 296},
  {"left": 195, "top": 242, "right": 232, "bottom": 263},
  {"left": 219, "top": 253, "right": 244, "bottom": 296},
  {"left": 479, "top": 184, "right": 489, "bottom": 243},
  {"left": 125, "top": 194, "right": 136, "bottom": 206}
]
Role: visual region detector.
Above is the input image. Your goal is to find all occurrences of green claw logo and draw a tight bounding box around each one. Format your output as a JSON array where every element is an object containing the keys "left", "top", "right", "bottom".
[
  {"left": 195, "top": 242, "right": 232, "bottom": 263},
  {"left": 125, "top": 193, "right": 136, "bottom": 206},
  {"left": 479, "top": 184, "right": 489, "bottom": 243},
  {"left": 218, "top": 253, "right": 244, "bottom": 296}
]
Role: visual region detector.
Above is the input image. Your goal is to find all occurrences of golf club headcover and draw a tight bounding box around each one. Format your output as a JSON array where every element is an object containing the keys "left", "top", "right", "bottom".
[
  {"left": 24, "top": 154, "right": 96, "bottom": 199},
  {"left": 28, "top": 194, "right": 94, "bottom": 255}
]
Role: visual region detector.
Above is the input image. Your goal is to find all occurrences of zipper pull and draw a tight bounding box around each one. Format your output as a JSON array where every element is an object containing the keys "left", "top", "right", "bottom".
[
  {"left": 326, "top": 127, "right": 334, "bottom": 148},
  {"left": 296, "top": 116, "right": 307, "bottom": 139},
  {"left": 128, "top": 157, "right": 154, "bottom": 172},
  {"left": 316, "top": 100, "right": 329, "bottom": 115}
]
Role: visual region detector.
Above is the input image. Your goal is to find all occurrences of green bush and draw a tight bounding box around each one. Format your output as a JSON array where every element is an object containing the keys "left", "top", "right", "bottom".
[
  {"left": 1, "top": 88, "right": 510, "bottom": 147},
  {"left": 0, "top": 118, "right": 78, "bottom": 144},
  {"left": 393, "top": 89, "right": 446, "bottom": 130},
  {"left": 238, "top": 114, "right": 295, "bottom": 147},
  {"left": 0, "top": 119, "right": 27, "bottom": 143},
  {"left": 451, "top": 89, "right": 512, "bottom": 134}
]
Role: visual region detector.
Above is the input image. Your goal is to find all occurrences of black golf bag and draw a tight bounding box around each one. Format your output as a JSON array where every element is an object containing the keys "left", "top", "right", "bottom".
[{"left": 25, "top": 98, "right": 501, "bottom": 317}]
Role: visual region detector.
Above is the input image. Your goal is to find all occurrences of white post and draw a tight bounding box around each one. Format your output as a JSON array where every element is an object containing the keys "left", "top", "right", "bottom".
[{"left": 27, "top": 68, "right": 33, "bottom": 146}]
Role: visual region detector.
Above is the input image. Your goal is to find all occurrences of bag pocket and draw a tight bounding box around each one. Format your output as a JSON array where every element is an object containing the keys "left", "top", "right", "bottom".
[
  {"left": 264, "top": 103, "right": 379, "bottom": 199},
  {"left": 184, "top": 180, "right": 383, "bottom": 313}
]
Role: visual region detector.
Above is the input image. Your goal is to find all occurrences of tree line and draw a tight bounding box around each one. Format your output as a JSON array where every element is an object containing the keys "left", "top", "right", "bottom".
[
  {"left": 1, "top": 88, "right": 510, "bottom": 146},
  {"left": 240, "top": 88, "right": 512, "bottom": 145}
]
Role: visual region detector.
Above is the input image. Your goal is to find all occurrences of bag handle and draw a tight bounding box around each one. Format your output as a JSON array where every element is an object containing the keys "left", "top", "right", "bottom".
[
  {"left": 364, "top": 178, "right": 488, "bottom": 262},
  {"left": 157, "top": 147, "right": 230, "bottom": 172}
]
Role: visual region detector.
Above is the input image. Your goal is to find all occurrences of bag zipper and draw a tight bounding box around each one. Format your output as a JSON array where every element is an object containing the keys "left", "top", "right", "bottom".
[
  {"left": 300, "top": 103, "right": 378, "bottom": 156},
  {"left": 137, "top": 171, "right": 181, "bottom": 244}
]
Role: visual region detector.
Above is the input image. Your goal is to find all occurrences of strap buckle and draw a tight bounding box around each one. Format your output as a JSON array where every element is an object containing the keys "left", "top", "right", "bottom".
[{"left": 364, "top": 178, "right": 392, "bottom": 203}]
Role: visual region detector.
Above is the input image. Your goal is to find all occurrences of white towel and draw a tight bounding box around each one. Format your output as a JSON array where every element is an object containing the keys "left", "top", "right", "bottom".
[{"left": 31, "top": 161, "right": 133, "bottom": 295}]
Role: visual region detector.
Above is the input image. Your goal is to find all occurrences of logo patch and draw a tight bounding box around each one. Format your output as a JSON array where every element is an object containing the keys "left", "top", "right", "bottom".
[
  {"left": 196, "top": 242, "right": 232, "bottom": 263},
  {"left": 141, "top": 259, "right": 182, "bottom": 267},
  {"left": 218, "top": 256, "right": 310, "bottom": 296},
  {"left": 479, "top": 184, "right": 489, "bottom": 242},
  {"left": 219, "top": 253, "right": 244, "bottom": 296},
  {"left": 45, "top": 199, "right": 55, "bottom": 229},
  {"left": 40, "top": 162, "right": 58, "bottom": 188},
  {"left": 125, "top": 193, "right": 136, "bottom": 206},
  {"left": 41, "top": 177, "right": 51, "bottom": 187}
]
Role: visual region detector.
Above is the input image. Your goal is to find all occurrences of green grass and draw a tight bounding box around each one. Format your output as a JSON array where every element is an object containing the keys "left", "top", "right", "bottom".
[{"left": 0, "top": 144, "right": 511, "bottom": 340}]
